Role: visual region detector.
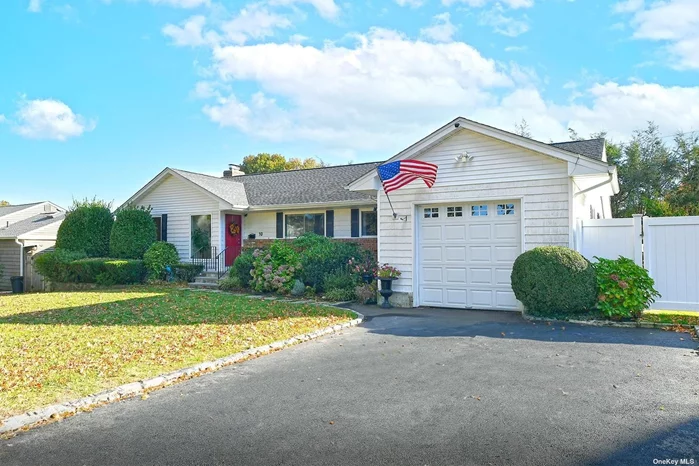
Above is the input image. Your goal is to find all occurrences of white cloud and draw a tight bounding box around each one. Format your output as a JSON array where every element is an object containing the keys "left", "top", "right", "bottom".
[
  {"left": 504, "top": 45, "right": 527, "bottom": 52},
  {"left": 612, "top": 0, "right": 643, "bottom": 13},
  {"left": 12, "top": 98, "right": 95, "bottom": 141},
  {"left": 289, "top": 33, "right": 309, "bottom": 44},
  {"left": 28, "top": 0, "right": 41, "bottom": 12},
  {"left": 620, "top": 0, "right": 699, "bottom": 69},
  {"left": 442, "top": 0, "right": 534, "bottom": 9},
  {"left": 0, "top": 114, "right": 6, "bottom": 124},
  {"left": 479, "top": 5, "right": 530, "bottom": 37},
  {"left": 148, "top": 0, "right": 210, "bottom": 8},
  {"left": 163, "top": 15, "right": 208, "bottom": 46},
  {"left": 268, "top": 0, "right": 340, "bottom": 19},
  {"left": 220, "top": 5, "right": 292, "bottom": 44},
  {"left": 187, "top": 26, "right": 699, "bottom": 152},
  {"left": 395, "top": 0, "right": 424, "bottom": 7},
  {"left": 420, "top": 13, "right": 457, "bottom": 43}
]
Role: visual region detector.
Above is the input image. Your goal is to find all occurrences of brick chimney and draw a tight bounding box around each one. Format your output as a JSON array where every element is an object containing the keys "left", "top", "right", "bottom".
[{"left": 223, "top": 163, "right": 245, "bottom": 178}]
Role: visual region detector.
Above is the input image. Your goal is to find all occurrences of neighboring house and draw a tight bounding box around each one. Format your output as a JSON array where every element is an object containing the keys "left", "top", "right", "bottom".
[
  {"left": 124, "top": 117, "right": 617, "bottom": 310},
  {"left": 0, "top": 202, "right": 65, "bottom": 291}
]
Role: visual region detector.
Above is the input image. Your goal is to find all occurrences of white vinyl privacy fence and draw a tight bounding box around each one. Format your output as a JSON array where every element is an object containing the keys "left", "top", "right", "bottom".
[{"left": 578, "top": 215, "right": 699, "bottom": 312}]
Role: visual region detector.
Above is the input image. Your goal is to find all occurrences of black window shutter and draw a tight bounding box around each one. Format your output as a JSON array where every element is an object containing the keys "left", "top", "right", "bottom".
[
  {"left": 161, "top": 214, "right": 168, "bottom": 242},
  {"left": 276, "top": 212, "right": 284, "bottom": 238},
  {"left": 326, "top": 210, "right": 334, "bottom": 237},
  {"left": 351, "top": 209, "right": 360, "bottom": 237}
]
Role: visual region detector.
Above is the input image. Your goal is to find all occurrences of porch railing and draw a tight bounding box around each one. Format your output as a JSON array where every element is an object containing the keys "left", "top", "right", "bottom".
[{"left": 191, "top": 246, "right": 231, "bottom": 279}]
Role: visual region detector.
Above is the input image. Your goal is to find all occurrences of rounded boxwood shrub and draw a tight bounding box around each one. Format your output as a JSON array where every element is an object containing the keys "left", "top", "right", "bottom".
[
  {"left": 511, "top": 246, "right": 597, "bottom": 317},
  {"left": 143, "top": 242, "right": 180, "bottom": 280},
  {"left": 232, "top": 250, "right": 254, "bottom": 287},
  {"left": 34, "top": 249, "right": 88, "bottom": 283},
  {"left": 110, "top": 205, "right": 157, "bottom": 259},
  {"left": 55, "top": 199, "right": 113, "bottom": 257}
]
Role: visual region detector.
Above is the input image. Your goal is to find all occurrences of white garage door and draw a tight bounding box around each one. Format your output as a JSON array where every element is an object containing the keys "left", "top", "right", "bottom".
[{"left": 418, "top": 201, "right": 521, "bottom": 310}]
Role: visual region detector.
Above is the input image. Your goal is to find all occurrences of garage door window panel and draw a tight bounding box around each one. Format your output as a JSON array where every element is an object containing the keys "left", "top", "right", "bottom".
[{"left": 471, "top": 205, "right": 488, "bottom": 216}]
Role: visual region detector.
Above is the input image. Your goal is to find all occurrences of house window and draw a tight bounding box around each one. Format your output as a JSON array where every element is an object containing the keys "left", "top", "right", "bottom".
[
  {"left": 497, "top": 203, "right": 515, "bottom": 216},
  {"left": 471, "top": 205, "right": 488, "bottom": 216},
  {"left": 191, "top": 215, "right": 212, "bottom": 259},
  {"left": 286, "top": 213, "right": 325, "bottom": 238},
  {"left": 447, "top": 207, "right": 463, "bottom": 218},
  {"left": 153, "top": 216, "right": 162, "bottom": 241},
  {"left": 424, "top": 208, "right": 439, "bottom": 218},
  {"left": 361, "top": 211, "right": 377, "bottom": 236}
]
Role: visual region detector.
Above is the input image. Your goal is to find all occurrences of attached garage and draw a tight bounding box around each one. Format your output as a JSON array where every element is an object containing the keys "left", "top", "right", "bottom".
[{"left": 417, "top": 200, "right": 521, "bottom": 310}]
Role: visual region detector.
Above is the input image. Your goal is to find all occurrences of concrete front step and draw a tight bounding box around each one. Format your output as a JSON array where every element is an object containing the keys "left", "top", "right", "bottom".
[{"left": 194, "top": 276, "right": 220, "bottom": 284}]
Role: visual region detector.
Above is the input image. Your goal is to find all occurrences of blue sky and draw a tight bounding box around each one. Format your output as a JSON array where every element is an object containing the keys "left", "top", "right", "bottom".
[{"left": 1, "top": 0, "right": 698, "bottom": 208}]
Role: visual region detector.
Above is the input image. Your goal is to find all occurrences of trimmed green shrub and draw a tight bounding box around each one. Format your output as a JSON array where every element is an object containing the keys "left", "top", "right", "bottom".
[
  {"left": 322, "top": 268, "right": 358, "bottom": 302},
  {"left": 171, "top": 263, "right": 204, "bottom": 283},
  {"left": 294, "top": 235, "right": 363, "bottom": 292},
  {"left": 143, "top": 242, "right": 180, "bottom": 280},
  {"left": 34, "top": 249, "right": 88, "bottom": 282},
  {"left": 56, "top": 199, "right": 113, "bottom": 257},
  {"left": 96, "top": 260, "right": 146, "bottom": 285},
  {"left": 219, "top": 275, "right": 241, "bottom": 292},
  {"left": 232, "top": 250, "right": 254, "bottom": 287},
  {"left": 64, "top": 258, "right": 145, "bottom": 284},
  {"left": 511, "top": 246, "right": 598, "bottom": 317},
  {"left": 110, "top": 205, "right": 157, "bottom": 259},
  {"left": 593, "top": 256, "right": 661, "bottom": 320}
]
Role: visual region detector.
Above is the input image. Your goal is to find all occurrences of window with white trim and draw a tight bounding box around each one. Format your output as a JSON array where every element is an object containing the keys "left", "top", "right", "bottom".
[
  {"left": 424, "top": 207, "right": 439, "bottom": 218},
  {"left": 286, "top": 213, "right": 325, "bottom": 238},
  {"left": 361, "top": 211, "right": 377, "bottom": 236},
  {"left": 447, "top": 206, "right": 463, "bottom": 218},
  {"left": 471, "top": 205, "right": 488, "bottom": 216},
  {"left": 497, "top": 203, "right": 516, "bottom": 216}
]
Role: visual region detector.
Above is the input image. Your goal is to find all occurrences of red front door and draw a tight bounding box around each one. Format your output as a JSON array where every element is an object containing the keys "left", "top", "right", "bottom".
[{"left": 225, "top": 214, "right": 242, "bottom": 267}]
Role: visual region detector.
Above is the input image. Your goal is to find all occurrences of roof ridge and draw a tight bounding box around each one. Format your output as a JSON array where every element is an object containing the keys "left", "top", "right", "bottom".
[
  {"left": 0, "top": 201, "right": 43, "bottom": 209},
  {"left": 550, "top": 138, "right": 605, "bottom": 145},
  {"left": 173, "top": 162, "right": 382, "bottom": 180}
]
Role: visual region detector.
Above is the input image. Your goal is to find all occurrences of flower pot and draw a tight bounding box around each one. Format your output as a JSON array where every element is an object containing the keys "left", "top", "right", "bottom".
[
  {"left": 378, "top": 277, "right": 397, "bottom": 308},
  {"left": 361, "top": 273, "right": 375, "bottom": 284}
]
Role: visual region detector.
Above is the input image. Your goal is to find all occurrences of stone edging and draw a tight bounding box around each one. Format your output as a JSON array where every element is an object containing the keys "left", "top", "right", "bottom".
[
  {"left": 0, "top": 301, "right": 364, "bottom": 437},
  {"left": 522, "top": 313, "right": 697, "bottom": 331}
]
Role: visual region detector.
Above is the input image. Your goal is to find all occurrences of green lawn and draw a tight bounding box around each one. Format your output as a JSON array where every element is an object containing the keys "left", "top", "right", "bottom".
[
  {"left": 641, "top": 309, "right": 699, "bottom": 326},
  {"left": 0, "top": 286, "right": 354, "bottom": 418}
]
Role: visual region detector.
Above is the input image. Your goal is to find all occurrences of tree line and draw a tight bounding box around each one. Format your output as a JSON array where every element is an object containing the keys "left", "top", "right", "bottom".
[{"left": 516, "top": 119, "right": 699, "bottom": 218}]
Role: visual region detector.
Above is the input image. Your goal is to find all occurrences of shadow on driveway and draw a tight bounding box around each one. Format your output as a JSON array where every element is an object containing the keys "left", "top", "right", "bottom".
[{"left": 346, "top": 304, "right": 699, "bottom": 350}]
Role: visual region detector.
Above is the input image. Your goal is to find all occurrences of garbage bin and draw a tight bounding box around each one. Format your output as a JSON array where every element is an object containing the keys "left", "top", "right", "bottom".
[{"left": 10, "top": 276, "right": 24, "bottom": 294}]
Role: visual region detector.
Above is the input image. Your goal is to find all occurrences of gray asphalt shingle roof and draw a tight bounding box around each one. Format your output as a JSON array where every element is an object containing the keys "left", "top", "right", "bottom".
[
  {"left": 549, "top": 139, "right": 605, "bottom": 160},
  {"left": 0, "top": 202, "right": 42, "bottom": 218},
  {"left": 238, "top": 163, "right": 380, "bottom": 206},
  {"left": 172, "top": 169, "right": 249, "bottom": 206},
  {"left": 170, "top": 163, "right": 378, "bottom": 207},
  {"left": 0, "top": 212, "right": 65, "bottom": 239}
]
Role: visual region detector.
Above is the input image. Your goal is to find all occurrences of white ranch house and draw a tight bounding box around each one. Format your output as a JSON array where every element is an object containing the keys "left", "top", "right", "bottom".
[{"left": 124, "top": 117, "right": 618, "bottom": 310}]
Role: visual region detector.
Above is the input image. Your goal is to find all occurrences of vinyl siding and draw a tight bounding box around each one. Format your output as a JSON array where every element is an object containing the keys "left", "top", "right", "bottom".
[
  {"left": 243, "top": 207, "right": 374, "bottom": 239},
  {"left": 137, "top": 174, "right": 221, "bottom": 261},
  {"left": 0, "top": 239, "right": 20, "bottom": 291},
  {"left": 378, "top": 129, "right": 570, "bottom": 296}
]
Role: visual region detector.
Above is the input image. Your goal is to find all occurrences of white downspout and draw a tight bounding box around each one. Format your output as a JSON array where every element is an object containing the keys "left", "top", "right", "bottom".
[{"left": 14, "top": 238, "right": 24, "bottom": 276}]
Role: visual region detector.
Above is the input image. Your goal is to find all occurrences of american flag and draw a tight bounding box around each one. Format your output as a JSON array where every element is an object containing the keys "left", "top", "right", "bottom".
[{"left": 377, "top": 160, "right": 438, "bottom": 194}]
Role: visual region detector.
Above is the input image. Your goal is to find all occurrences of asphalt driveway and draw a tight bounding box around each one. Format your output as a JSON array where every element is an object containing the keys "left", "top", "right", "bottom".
[{"left": 2, "top": 306, "right": 698, "bottom": 466}]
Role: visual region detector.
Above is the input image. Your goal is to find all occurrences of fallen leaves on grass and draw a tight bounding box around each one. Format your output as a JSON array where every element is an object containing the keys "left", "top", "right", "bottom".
[{"left": 0, "top": 286, "right": 353, "bottom": 418}]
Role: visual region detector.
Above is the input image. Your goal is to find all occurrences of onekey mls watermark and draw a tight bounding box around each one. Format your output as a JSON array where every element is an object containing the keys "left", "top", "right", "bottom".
[{"left": 653, "top": 459, "right": 696, "bottom": 465}]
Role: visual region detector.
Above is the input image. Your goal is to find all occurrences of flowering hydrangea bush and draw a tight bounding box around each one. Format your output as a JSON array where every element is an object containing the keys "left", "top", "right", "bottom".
[
  {"left": 348, "top": 255, "right": 377, "bottom": 276},
  {"left": 376, "top": 263, "right": 401, "bottom": 279},
  {"left": 593, "top": 256, "right": 660, "bottom": 320},
  {"left": 250, "top": 242, "right": 301, "bottom": 293}
]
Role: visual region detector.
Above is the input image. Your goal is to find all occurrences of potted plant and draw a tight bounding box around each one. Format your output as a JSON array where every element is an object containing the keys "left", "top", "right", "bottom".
[
  {"left": 376, "top": 264, "right": 401, "bottom": 308},
  {"left": 348, "top": 256, "right": 377, "bottom": 284}
]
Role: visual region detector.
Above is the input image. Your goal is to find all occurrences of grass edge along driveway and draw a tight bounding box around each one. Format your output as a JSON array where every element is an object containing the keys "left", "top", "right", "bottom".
[{"left": 0, "top": 286, "right": 354, "bottom": 418}]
